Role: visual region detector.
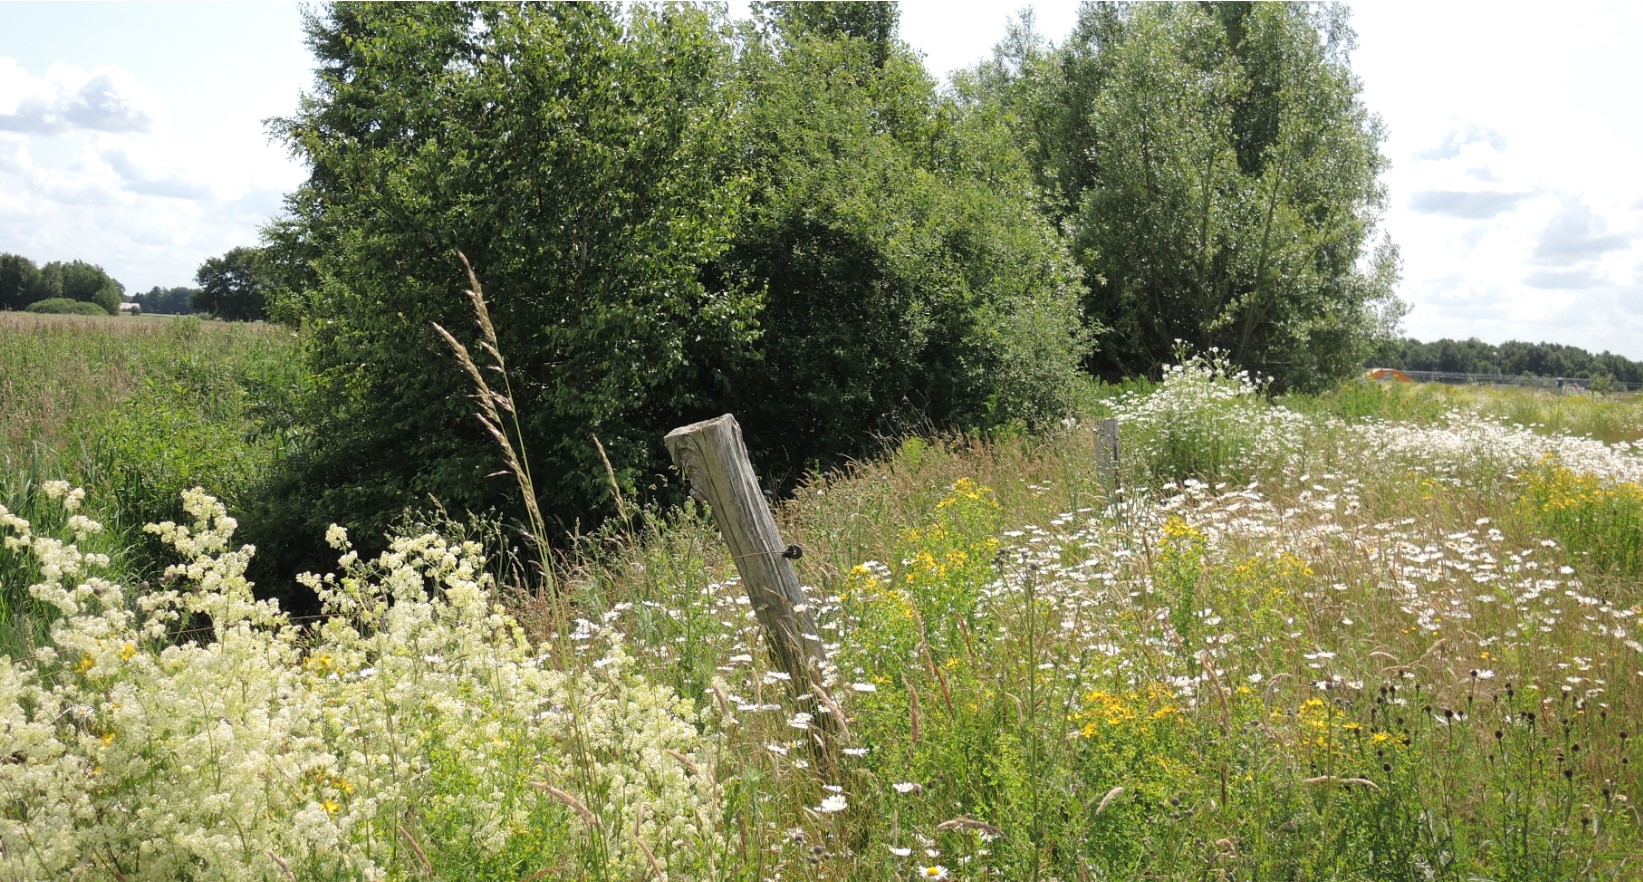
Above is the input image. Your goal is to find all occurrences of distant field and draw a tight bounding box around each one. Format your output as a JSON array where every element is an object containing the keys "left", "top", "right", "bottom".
[{"left": 0, "top": 311, "right": 295, "bottom": 465}]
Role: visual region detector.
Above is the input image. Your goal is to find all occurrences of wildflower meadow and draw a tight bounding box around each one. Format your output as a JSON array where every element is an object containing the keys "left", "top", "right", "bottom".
[{"left": 3, "top": 353, "right": 1641, "bottom": 880}]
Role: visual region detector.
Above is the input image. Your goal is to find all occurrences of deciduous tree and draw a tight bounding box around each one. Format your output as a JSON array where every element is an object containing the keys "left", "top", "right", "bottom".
[
  {"left": 193, "top": 247, "right": 267, "bottom": 321},
  {"left": 980, "top": 2, "right": 1403, "bottom": 391}
]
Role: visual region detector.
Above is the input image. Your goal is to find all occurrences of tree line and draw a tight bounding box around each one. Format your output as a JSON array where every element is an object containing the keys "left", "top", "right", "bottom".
[
  {"left": 0, "top": 254, "right": 126, "bottom": 315},
  {"left": 0, "top": 247, "right": 270, "bottom": 320},
  {"left": 237, "top": 0, "right": 1402, "bottom": 587},
  {"left": 1371, "top": 337, "right": 1643, "bottom": 386}
]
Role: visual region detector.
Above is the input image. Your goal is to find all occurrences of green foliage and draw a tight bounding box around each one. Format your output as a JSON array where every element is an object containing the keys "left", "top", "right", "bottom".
[
  {"left": 718, "top": 7, "right": 1087, "bottom": 484},
  {"left": 24, "top": 298, "right": 107, "bottom": 316},
  {"left": 132, "top": 285, "right": 199, "bottom": 315},
  {"left": 193, "top": 246, "right": 268, "bottom": 321},
  {"left": 42, "top": 259, "right": 123, "bottom": 315},
  {"left": 979, "top": 2, "right": 1403, "bottom": 392},
  {"left": 0, "top": 253, "right": 49, "bottom": 311},
  {"left": 263, "top": 2, "right": 755, "bottom": 552},
  {"left": 264, "top": 0, "right": 1088, "bottom": 570},
  {"left": 2, "top": 255, "right": 123, "bottom": 314}
]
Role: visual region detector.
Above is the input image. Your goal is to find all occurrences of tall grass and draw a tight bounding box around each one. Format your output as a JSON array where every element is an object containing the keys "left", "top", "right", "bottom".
[
  {"left": 4, "top": 323, "right": 1641, "bottom": 880},
  {"left": 0, "top": 311, "right": 298, "bottom": 646}
]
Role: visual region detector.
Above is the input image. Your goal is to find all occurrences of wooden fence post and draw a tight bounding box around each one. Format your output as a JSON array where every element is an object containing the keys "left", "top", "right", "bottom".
[
  {"left": 665, "top": 414, "right": 840, "bottom": 770},
  {"left": 1095, "top": 417, "right": 1121, "bottom": 497}
]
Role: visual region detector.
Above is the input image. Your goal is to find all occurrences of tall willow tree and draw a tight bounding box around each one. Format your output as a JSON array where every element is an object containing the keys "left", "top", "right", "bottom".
[{"left": 982, "top": 2, "right": 1403, "bottom": 391}]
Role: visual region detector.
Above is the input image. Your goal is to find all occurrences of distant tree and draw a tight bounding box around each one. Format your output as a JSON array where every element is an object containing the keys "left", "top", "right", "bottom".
[
  {"left": 38, "top": 260, "right": 122, "bottom": 315},
  {"left": 134, "top": 285, "right": 199, "bottom": 315},
  {"left": 193, "top": 247, "right": 267, "bottom": 321},
  {"left": 0, "top": 253, "right": 47, "bottom": 311},
  {"left": 1373, "top": 337, "right": 1643, "bottom": 385}
]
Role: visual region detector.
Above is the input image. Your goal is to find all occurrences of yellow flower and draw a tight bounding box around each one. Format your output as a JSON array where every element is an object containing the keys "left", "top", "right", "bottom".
[{"left": 321, "top": 798, "right": 341, "bottom": 815}]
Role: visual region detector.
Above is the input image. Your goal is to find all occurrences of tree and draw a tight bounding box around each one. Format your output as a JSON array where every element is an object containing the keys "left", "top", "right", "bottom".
[
  {"left": 134, "top": 285, "right": 199, "bottom": 315},
  {"left": 979, "top": 2, "right": 1403, "bottom": 391},
  {"left": 193, "top": 247, "right": 267, "bottom": 321},
  {"left": 0, "top": 253, "right": 46, "bottom": 311},
  {"left": 717, "top": 3, "right": 1087, "bottom": 478},
  {"left": 40, "top": 260, "right": 122, "bottom": 315},
  {"left": 262, "top": 2, "right": 755, "bottom": 552}
]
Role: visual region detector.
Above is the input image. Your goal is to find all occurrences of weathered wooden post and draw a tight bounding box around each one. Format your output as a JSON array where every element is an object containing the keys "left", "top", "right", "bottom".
[
  {"left": 665, "top": 414, "right": 840, "bottom": 770},
  {"left": 1094, "top": 417, "right": 1121, "bottom": 498}
]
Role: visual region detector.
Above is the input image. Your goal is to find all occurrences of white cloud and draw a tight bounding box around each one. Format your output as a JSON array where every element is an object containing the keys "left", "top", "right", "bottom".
[
  {"left": 1408, "top": 189, "right": 1532, "bottom": 220},
  {"left": 101, "top": 145, "right": 213, "bottom": 200},
  {"left": 1533, "top": 198, "right": 1633, "bottom": 264},
  {"left": 1412, "top": 123, "right": 1507, "bottom": 162},
  {"left": 0, "top": 60, "right": 161, "bottom": 134}
]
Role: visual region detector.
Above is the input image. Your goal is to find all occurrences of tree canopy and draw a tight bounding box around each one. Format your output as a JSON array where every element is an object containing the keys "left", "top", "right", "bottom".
[
  {"left": 133, "top": 285, "right": 199, "bottom": 316},
  {"left": 260, "top": 0, "right": 1089, "bottom": 569},
  {"left": 976, "top": 1, "right": 1402, "bottom": 391},
  {"left": 193, "top": 247, "right": 269, "bottom": 321},
  {"left": 264, "top": 2, "right": 758, "bottom": 546},
  {"left": 0, "top": 254, "right": 123, "bottom": 315},
  {"left": 1371, "top": 337, "right": 1643, "bottom": 385}
]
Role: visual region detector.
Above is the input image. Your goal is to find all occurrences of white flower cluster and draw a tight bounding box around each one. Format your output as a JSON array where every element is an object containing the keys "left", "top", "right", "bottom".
[
  {"left": 1113, "top": 351, "right": 1307, "bottom": 479},
  {"left": 0, "top": 488, "right": 721, "bottom": 880}
]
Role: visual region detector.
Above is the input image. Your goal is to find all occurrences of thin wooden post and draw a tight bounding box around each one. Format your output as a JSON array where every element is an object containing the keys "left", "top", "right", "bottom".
[
  {"left": 1095, "top": 418, "right": 1121, "bottom": 498},
  {"left": 665, "top": 414, "right": 840, "bottom": 769}
]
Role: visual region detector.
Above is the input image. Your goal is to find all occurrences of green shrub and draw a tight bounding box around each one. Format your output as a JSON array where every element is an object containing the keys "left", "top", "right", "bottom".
[{"left": 24, "top": 298, "right": 107, "bottom": 316}]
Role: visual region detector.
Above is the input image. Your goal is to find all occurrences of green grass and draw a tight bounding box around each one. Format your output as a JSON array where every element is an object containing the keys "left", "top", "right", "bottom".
[
  {"left": 547, "top": 373, "right": 1643, "bottom": 880},
  {"left": 1294, "top": 378, "right": 1643, "bottom": 444},
  {"left": 0, "top": 311, "right": 299, "bottom": 652},
  {"left": 3, "top": 329, "right": 1641, "bottom": 880}
]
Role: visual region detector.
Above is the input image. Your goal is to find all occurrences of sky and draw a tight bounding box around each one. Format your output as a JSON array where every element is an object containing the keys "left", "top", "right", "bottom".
[{"left": 3, "top": 2, "right": 1642, "bottom": 358}]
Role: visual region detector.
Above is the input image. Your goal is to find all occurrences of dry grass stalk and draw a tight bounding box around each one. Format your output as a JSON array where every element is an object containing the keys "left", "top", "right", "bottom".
[
  {"left": 1094, "top": 785, "right": 1125, "bottom": 816},
  {"left": 665, "top": 748, "right": 702, "bottom": 777},
  {"left": 396, "top": 823, "right": 434, "bottom": 876},
  {"left": 593, "top": 434, "right": 630, "bottom": 526},
  {"left": 535, "top": 781, "right": 601, "bottom": 828},
  {"left": 432, "top": 252, "right": 555, "bottom": 594},
  {"left": 936, "top": 816, "right": 1004, "bottom": 838},
  {"left": 266, "top": 851, "right": 296, "bottom": 882}
]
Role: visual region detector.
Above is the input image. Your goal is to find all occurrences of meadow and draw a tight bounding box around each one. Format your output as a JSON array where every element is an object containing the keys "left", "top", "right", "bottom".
[
  {"left": 2, "top": 335, "right": 1641, "bottom": 880},
  {"left": 0, "top": 311, "right": 298, "bottom": 653}
]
